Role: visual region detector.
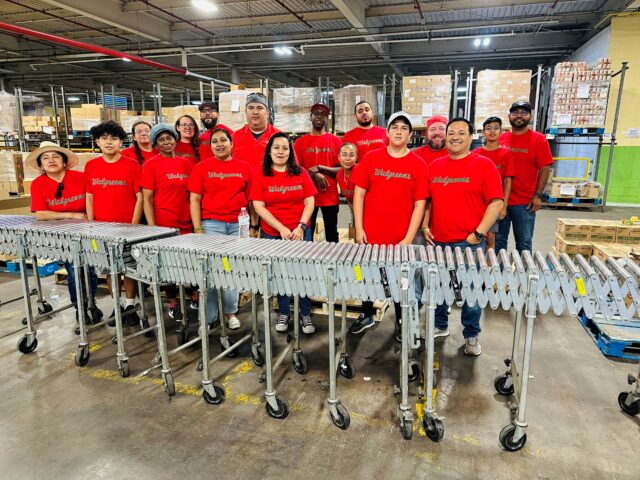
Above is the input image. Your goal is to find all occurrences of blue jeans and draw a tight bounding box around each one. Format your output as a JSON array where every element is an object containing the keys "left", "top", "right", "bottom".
[
  {"left": 64, "top": 262, "right": 98, "bottom": 306},
  {"left": 495, "top": 204, "right": 536, "bottom": 254},
  {"left": 202, "top": 219, "right": 239, "bottom": 325},
  {"left": 434, "top": 240, "right": 483, "bottom": 339},
  {"left": 262, "top": 229, "right": 312, "bottom": 317}
]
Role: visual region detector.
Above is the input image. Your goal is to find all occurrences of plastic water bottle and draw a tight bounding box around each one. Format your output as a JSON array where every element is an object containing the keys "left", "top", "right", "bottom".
[
  {"left": 238, "top": 207, "right": 250, "bottom": 239},
  {"left": 50, "top": 288, "right": 59, "bottom": 308}
]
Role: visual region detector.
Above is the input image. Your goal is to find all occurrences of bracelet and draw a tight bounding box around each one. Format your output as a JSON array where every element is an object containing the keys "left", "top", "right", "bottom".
[
  {"left": 421, "top": 226, "right": 429, "bottom": 232},
  {"left": 194, "top": 226, "right": 204, "bottom": 233},
  {"left": 249, "top": 224, "right": 259, "bottom": 230}
]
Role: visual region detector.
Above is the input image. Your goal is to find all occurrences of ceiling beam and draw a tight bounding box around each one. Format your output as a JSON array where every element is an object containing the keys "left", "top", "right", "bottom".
[{"left": 171, "top": 10, "right": 345, "bottom": 30}]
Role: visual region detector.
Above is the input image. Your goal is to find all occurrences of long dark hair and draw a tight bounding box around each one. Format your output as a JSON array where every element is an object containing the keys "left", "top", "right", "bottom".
[
  {"left": 174, "top": 115, "right": 200, "bottom": 162},
  {"left": 131, "top": 120, "right": 153, "bottom": 165},
  {"left": 263, "top": 132, "right": 301, "bottom": 177}
]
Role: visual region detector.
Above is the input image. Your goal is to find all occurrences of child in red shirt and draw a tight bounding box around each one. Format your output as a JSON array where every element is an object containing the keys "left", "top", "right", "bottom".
[
  {"left": 250, "top": 132, "right": 317, "bottom": 335},
  {"left": 86, "top": 121, "right": 143, "bottom": 326},
  {"left": 336, "top": 142, "right": 359, "bottom": 209}
]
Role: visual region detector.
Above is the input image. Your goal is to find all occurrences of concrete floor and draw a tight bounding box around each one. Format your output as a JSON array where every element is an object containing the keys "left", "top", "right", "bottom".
[{"left": 1, "top": 205, "right": 639, "bottom": 480}]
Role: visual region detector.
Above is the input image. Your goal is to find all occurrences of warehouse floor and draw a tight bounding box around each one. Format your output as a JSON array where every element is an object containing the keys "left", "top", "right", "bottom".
[{"left": 1, "top": 206, "right": 639, "bottom": 480}]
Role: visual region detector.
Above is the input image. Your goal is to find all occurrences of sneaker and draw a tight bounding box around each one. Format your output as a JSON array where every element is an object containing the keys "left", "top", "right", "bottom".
[
  {"left": 300, "top": 315, "right": 315, "bottom": 334},
  {"left": 434, "top": 328, "right": 450, "bottom": 338},
  {"left": 107, "top": 306, "right": 123, "bottom": 327},
  {"left": 226, "top": 315, "right": 241, "bottom": 330},
  {"left": 464, "top": 336, "right": 482, "bottom": 356},
  {"left": 349, "top": 313, "right": 374, "bottom": 334},
  {"left": 168, "top": 303, "right": 182, "bottom": 320},
  {"left": 276, "top": 314, "right": 290, "bottom": 332},
  {"left": 124, "top": 305, "right": 140, "bottom": 327}
]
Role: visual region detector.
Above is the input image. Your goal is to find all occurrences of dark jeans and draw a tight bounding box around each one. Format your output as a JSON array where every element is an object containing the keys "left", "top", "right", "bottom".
[
  {"left": 64, "top": 262, "right": 98, "bottom": 307},
  {"left": 434, "top": 240, "right": 483, "bottom": 339},
  {"left": 262, "top": 229, "right": 313, "bottom": 317},
  {"left": 310, "top": 205, "right": 339, "bottom": 243},
  {"left": 495, "top": 204, "right": 536, "bottom": 254}
]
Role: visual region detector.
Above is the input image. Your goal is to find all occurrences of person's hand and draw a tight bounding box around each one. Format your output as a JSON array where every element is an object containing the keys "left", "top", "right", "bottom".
[
  {"left": 422, "top": 227, "right": 435, "bottom": 246},
  {"left": 527, "top": 195, "right": 542, "bottom": 212},
  {"left": 249, "top": 228, "right": 259, "bottom": 238},
  {"left": 70, "top": 212, "right": 86, "bottom": 220},
  {"left": 308, "top": 166, "right": 319, "bottom": 175},
  {"left": 291, "top": 227, "right": 304, "bottom": 241},
  {"left": 313, "top": 172, "right": 328, "bottom": 192},
  {"left": 399, "top": 238, "right": 412, "bottom": 245},
  {"left": 465, "top": 232, "right": 481, "bottom": 245},
  {"left": 279, "top": 227, "right": 293, "bottom": 240},
  {"left": 356, "top": 228, "right": 367, "bottom": 244},
  {"left": 499, "top": 206, "right": 507, "bottom": 220}
]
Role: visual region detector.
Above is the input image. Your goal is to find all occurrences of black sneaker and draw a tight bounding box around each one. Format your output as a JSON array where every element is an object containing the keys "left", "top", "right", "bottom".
[
  {"left": 349, "top": 313, "right": 374, "bottom": 334},
  {"left": 124, "top": 305, "right": 140, "bottom": 327},
  {"left": 168, "top": 303, "right": 182, "bottom": 321},
  {"left": 107, "top": 306, "right": 123, "bottom": 327}
]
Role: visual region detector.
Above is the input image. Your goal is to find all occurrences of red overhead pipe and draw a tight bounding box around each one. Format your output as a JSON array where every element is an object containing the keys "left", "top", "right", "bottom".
[{"left": 0, "top": 20, "right": 187, "bottom": 75}]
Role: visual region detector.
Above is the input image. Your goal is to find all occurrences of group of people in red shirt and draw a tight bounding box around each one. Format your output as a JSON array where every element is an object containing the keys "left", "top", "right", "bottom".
[{"left": 27, "top": 92, "right": 551, "bottom": 355}]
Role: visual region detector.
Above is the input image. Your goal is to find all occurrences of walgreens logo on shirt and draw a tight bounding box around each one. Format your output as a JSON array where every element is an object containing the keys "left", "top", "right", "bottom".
[
  {"left": 268, "top": 185, "right": 303, "bottom": 194},
  {"left": 304, "top": 147, "right": 333, "bottom": 154},
  {"left": 46, "top": 193, "right": 85, "bottom": 207},
  {"left": 166, "top": 173, "right": 189, "bottom": 181},
  {"left": 92, "top": 178, "right": 127, "bottom": 188},
  {"left": 374, "top": 168, "right": 411, "bottom": 181},
  {"left": 431, "top": 176, "right": 470, "bottom": 186},
  {"left": 207, "top": 172, "right": 243, "bottom": 180},
  {"left": 358, "top": 139, "right": 385, "bottom": 146}
]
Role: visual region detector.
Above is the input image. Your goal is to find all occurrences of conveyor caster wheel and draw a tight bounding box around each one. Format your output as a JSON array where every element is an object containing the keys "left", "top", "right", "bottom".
[
  {"left": 17, "top": 335, "right": 38, "bottom": 354},
  {"left": 252, "top": 345, "right": 265, "bottom": 367},
  {"left": 618, "top": 392, "right": 640, "bottom": 416},
  {"left": 163, "top": 373, "right": 176, "bottom": 396},
  {"left": 408, "top": 362, "right": 421, "bottom": 383},
  {"left": 338, "top": 356, "right": 355, "bottom": 379},
  {"left": 118, "top": 359, "right": 130, "bottom": 378},
  {"left": 499, "top": 424, "right": 527, "bottom": 452},
  {"left": 401, "top": 417, "right": 413, "bottom": 440},
  {"left": 177, "top": 329, "right": 190, "bottom": 346},
  {"left": 21, "top": 317, "right": 27, "bottom": 326},
  {"left": 423, "top": 416, "right": 444, "bottom": 442},
  {"left": 38, "top": 301, "right": 53, "bottom": 315},
  {"left": 111, "top": 336, "right": 117, "bottom": 345},
  {"left": 75, "top": 345, "right": 90, "bottom": 367},
  {"left": 494, "top": 374, "right": 514, "bottom": 396},
  {"left": 330, "top": 404, "right": 350, "bottom": 430},
  {"left": 203, "top": 383, "right": 226, "bottom": 405},
  {"left": 293, "top": 351, "right": 308, "bottom": 374},
  {"left": 266, "top": 395, "right": 289, "bottom": 419}
]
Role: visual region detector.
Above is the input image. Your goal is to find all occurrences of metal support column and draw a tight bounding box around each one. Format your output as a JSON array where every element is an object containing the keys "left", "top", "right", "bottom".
[
  {"left": 210, "top": 81, "right": 215, "bottom": 101},
  {"left": 111, "top": 85, "right": 117, "bottom": 123},
  {"left": 156, "top": 83, "right": 162, "bottom": 120},
  {"left": 382, "top": 74, "right": 387, "bottom": 123},
  {"left": 100, "top": 84, "right": 106, "bottom": 116},
  {"left": 60, "top": 85, "right": 70, "bottom": 148},
  {"left": 50, "top": 85, "right": 59, "bottom": 140},
  {"left": 199, "top": 81, "right": 204, "bottom": 103},
  {"left": 15, "top": 87, "right": 26, "bottom": 152},
  {"left": 452, "top": 70, "right": 459, "bottom": 117},
  {"left": 391, "top": 73, "right": 396, "bottom": 114},
  {"left": 533, "top": 64, "right": 543, "bottom": 131}
]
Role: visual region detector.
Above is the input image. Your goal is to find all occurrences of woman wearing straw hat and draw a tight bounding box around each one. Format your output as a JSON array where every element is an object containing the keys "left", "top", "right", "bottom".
[{"left": 27, "top": 141, "right": 102, "bottom": 330}]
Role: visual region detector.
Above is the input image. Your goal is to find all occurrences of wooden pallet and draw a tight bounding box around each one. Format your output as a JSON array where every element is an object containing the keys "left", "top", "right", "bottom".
[
  {"left": 54, "top": 268, "right": 110, "bottom": 290},
  {"left": 543, "top": 195, "right": 602, "bottom": 209}
]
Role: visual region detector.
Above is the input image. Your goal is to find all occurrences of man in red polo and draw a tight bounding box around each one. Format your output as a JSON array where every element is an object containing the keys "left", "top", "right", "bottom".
[
  {"left": 294, "top": 103, "right": 342, "bottom": 242},
  {"left": 197, "top": 101, "right": 233, "bottom": 161},
  {"left": 414, "top": 115, "right": 448, "bottom": 166},
  {"left": 342, "top": 100, "right": 388, "bottom": 159}
]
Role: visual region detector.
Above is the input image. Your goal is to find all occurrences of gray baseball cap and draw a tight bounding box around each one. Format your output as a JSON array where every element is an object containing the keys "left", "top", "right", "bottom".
[{"left": 246, "top": 92, "right": 268, "bottom": 107}]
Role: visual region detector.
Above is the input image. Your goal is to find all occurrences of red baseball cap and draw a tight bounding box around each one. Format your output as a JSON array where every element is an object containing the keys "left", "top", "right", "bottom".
[
  {"left": 426, "top": 115, "right": 448, "bottom": 128},
  {"left": 311, "top": 103, "right": 330, "bottom": 115}
]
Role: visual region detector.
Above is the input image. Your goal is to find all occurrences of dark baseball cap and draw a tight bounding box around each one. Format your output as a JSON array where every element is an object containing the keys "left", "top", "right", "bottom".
[
  {"left": 198, "top": 101, "right": 218, "bottom": 112},
  {"left": 509, "top": 101, "right": 532, "bottom": 113}
]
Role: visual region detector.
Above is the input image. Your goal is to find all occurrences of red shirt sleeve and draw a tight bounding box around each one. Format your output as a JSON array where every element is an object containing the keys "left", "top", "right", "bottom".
[
  {"left": 187, "top": 163, "right": 204, "bottom": 195},
  {"left": 300, "top": 169, "right": 318, "bottom": 198},
  {"left": 484, "top": 162, "right": 505, "bottom": 202},
  {"left": 249, "top": 173, "right": 264, "bottom": 202},
  {"left": 293, "top": 137, "right": 305, "bottom": 167},
  {"left": 352, "top": 154, "right": 371, "bottom": 190},
  {"left": 503, "top": 149, "right": 516, "bottom": 178},
  {"left": 30, "top": 177, "right": 47, "bottom": 211},
  {"left": 140, "top": 160, "right": 155, "bottom": 191},
  {"left": 536, "top": 134, "right": 554, "bottom": 168}
]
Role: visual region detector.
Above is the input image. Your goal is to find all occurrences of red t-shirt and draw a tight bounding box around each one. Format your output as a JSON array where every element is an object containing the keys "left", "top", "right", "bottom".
[
  {"left": 198, "top": 124, "right": 234, "bottom": 161},
  {"left": 84, "top": 155, "right": 141, "bottom": 223},
  {"left": 174, "top": 141, "right": 200, "bottom": 165},
  {"left": 352, "top": 149, "right": 428, "bottom": 245},
  {"left": 342, "top": 126, "right": 389, "bottom": 160},
  {"left": 121, "top": 145, "right": 159, "bottom": 165},
  {"left": 293, "top": 133, "right": 342, "bottom": 207},
  {"left": 141, "top": 155, "right": 194, "bottom": 234},
  {"left": 499, "top": 130, "right": 553, "bottom": 205},
  {"left": 30, "top": 170, "right": 86, "bottom": 213},
  {"left": 413, "top": 145, "right": 447, "bottom": 166},
  {"left": 249, "top": 169, "right": 317, "bottom": 237},
  {"left": 472, "top": 147, "right": 516, "bottom": 180},
  {"left": 336, "top": 165, "right": 358, "bottom": 204},
  {"left": 427, "top": 151, "right": 504, "bottom": 244},
  {"left": 188, "top": 157, "right": 254, "bottom": 223},
  {"left": 232, "top": 124, "right": 281, "bottom": 172}
]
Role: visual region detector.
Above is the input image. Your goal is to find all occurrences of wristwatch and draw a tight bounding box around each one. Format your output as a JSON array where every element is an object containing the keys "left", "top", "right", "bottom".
[
  {"left": 534, "top": 192, "right": 543, "bottom": 199},
  {"left": 249, "top": 224, "right": 259, "bottom": 230},
  {"left": 298, "top": 222, "right": 308, "bottom": 231},
  {"left": 473, "top": 230, "right": 486, "bottom": 240}
]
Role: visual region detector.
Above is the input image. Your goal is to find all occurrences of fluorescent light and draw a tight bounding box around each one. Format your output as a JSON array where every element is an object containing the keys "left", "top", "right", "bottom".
[
  {"left": 473, "top": 38, "right": 481, "bottom": 47},
  {"left": 122, "top": 57, "right": 131, "bottom": 62},
  {"left": 274, "top": 46, "right": 293, "bottom": 55},
  {"left": 67, "top": 96, "right": 80, "bottom": 102},
  {"left": 457, "top": 87, "right": 467, "bottom": 92},
  {"left": 191, "top": 0, "right": 218, "bottom": 13},
  {"left": 483, "top": 37, "right": 491, "bottom": 46}
]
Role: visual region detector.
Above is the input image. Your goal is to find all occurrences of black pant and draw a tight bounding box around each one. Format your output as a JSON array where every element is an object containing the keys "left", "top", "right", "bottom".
[
  {"left": 363, "top": 301, "right": 402, "bottom": 323},
  {"left": 310, "top": 205, "right": 339, "bottom": 243}
]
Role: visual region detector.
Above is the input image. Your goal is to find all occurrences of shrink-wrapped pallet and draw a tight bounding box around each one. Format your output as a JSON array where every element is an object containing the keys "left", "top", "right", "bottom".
[
  {"left": 334, "top": 85, "right": 378, "bottom": 133},
  {"left": 273, "top": 87, "right": 322, "bottom": 133},
  {"left": 402, "top": 75, "right": 451, "bottom": 127},
  {"left": 473, "top": 70, "right": 531, "bottom": 130}
]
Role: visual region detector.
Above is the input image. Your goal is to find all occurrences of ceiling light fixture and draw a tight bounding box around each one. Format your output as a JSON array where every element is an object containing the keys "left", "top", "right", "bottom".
[
  {"left": 274, "top": 46, "right": 293, "bottom": 55},
  {"left": 473, "top": 38, "right": 481, "bottom": 47},
  {"left": 191, "top": 0, "right": 218, "bottom": 13},
  {"left": 483, "top": 37, "right": 491, "bottom": 46},
  {"left": 67, "top": 96, "right": 80, "bottom": 102}
]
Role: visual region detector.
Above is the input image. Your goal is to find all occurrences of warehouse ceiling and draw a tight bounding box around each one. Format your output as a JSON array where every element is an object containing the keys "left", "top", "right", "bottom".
[{"left": 0, "top": 0, "right": 637, "bottom": 103}]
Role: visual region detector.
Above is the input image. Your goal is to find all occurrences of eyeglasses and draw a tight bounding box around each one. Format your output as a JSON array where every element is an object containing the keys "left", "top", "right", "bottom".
[
  {"left": 510, "top": 110, "right": 531, "bottom": 117},
  {"left": 484, "top": 126, "right": 501, "bottom": 132},
  {"left": 179, "top": 123, "right": 195, "bottom": 128},
  {"left": 55, "top": 182, "right": 64, "bottom": 199}
]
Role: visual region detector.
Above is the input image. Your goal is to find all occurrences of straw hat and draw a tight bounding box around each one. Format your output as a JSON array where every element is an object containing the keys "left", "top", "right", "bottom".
[{"left": 25, "top": 141, "right": 79, "bottom": 173}]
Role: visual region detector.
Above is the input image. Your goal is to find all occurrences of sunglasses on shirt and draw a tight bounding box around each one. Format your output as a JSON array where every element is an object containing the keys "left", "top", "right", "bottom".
[{"left": 55, "top": 182, "right": 64, "bottom": 199}]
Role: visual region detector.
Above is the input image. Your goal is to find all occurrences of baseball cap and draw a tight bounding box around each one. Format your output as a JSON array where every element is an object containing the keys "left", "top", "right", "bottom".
[
  {"left": 311, "top": 103, "right": 330, "bottom": 115},
  {"left": 509, "top": 100, "right": 532, "bottom": 113},
  {"left": 387, "top": 111, "right": 413, "bottom": 132},
  {"left": 246, "top": 92, "right": 268, "bottom": 107},
  {"left": 198, "top": 101, "right": 218, "bottom": 112},
  {"left": 426, "top": 115, "right": 448, "bottom": 129}
]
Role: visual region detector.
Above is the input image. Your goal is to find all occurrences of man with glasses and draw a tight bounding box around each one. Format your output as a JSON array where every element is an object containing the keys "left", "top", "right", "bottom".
[
  {"left": 198, "top": 101, "right": 232, "bottom": 160},
  {"left": 497, "top": 101, "right": 552, "bottom": 253},
  {"left": 294, "top": 103, "right": 342, "bottom": 242},
  {"left": 414, "top": 115, "right": 448, "bottom": 166}
]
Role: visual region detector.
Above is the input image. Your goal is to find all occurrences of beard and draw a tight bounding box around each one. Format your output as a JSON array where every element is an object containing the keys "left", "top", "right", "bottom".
[
  {"left": 509, "top": 117, "right": 528, "bottom": 129},
  {"left": 427, "top": 137, "right": 445, "bottom": 150},
  {"left": 203, "top": 117, "right": 218, "bottom": 130},
  {"left": 357, "top": 118, "right": 372, "bottom": 127}
]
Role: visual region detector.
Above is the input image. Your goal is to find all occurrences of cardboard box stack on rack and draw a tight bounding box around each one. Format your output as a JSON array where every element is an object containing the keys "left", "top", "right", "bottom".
[
  {"left": 545, "top": 180, "right": 602, "bottom": 199},
  {"left": 554, "top": 217, "right": 640, "bottom": 259},
  {"left": 161, "top": 106, "right": 199, "bottom": 126},
  {"left": 69, "top": 104, "right": 104, "bottom": 132},
  {"left": 119, "top": 110, "right": 156, "bottom": 132},
  {"left": 21, "top": 116, "right": 56, "bottom": 133},
  {"left": 401, "top": 75, "right": 451, "bottom": 128},
  {"left": 474, "top": 69, "right": 532, "bottom": 130},
  {"left": 334, "top": 85, "right": 378, "bottom": 133},
  {"left": 548, "top": 58, "right": 611, "bottom": 128},
  {"left": 219, "top": 90, "right": 251, "bottom": 131},
  {"left": 0, "top": 150, "right": 21, "bottom": 195},
  {"left": 273, "top": 87, "right": 322, "bottom": 133}
]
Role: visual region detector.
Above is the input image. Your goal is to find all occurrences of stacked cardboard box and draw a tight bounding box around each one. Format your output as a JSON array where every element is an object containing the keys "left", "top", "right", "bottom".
[
  {"left": 161, "top": 106, "right": 200, "bottom": 126},
  {"left": 334, "top": 85, "right": 378, "bottom": 133},
  {"left": 119, "top": 111, "right": 156, "bottom": 133},
  {"left": 474, "top": 70, "right": 531, "bottom": 129},
  {"left": 0, "top": 151, "right": 21, "bottom": 194},
  {"left": 545, "top": 180, "right": 601, "bottom": 199},
  {"left": 21, "top": 116, "right": 56, "bottom": 133},
  {"left": 548, "top": 58, "right": 611, "bottom": 128},
  {"left": 402, "top": 75, "right": 451, "bottom": 128},
  {"left": 273, "top": 87, "right": 322, "bottom": 133},
  {"left": 554, "top": 218, "right": 640, "bottom": 257},
  {"left": 69, "top": 104, "right": 104, "bottom": 131},
  {"left": 0, "top": 92, "right": 19, "bottom": 133},
  {"left": 218, "top": 90, "right": 251, "bottom": 131},
  {"left": 590, "top": 243, "right": 635, "bottom": 262}
]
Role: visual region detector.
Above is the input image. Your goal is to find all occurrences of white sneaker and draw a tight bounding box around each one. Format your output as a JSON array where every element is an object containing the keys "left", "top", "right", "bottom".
[
  {"left": 464, "top": 336, "right": 482, "bottom": 356},
  {"left": 226, "top": 315, "right": 240, "bottom": 330},
  {"left": 434, "top": 328, "right": 450, "bottom": 338},
  {"left": 276, "top": 314, "right": 289, "bottom": 333}
]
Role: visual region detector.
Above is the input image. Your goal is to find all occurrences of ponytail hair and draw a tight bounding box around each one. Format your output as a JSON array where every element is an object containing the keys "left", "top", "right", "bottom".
[{"left": 131, "top": 120, "right": 153, "bottom": 165}]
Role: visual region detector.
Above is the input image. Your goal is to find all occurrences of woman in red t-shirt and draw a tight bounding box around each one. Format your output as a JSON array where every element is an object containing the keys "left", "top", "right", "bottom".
[
  {"left": 27, "top": 141, "right": 102, "bottom": 329},
  {"left": 121, "top": 121, "right": 158, "bottom": 165},
  {"left": 173, "top": 115, "right": 201, "bottom": 165},
  {"left": 250, "top": 133, "right": 317, "bottom": 335},
  {"left": 142, "top": 123, "right": 194, "bottom": 320},
  {"left": 336, "top": 142, "right": 359, "bottom": 211}
]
